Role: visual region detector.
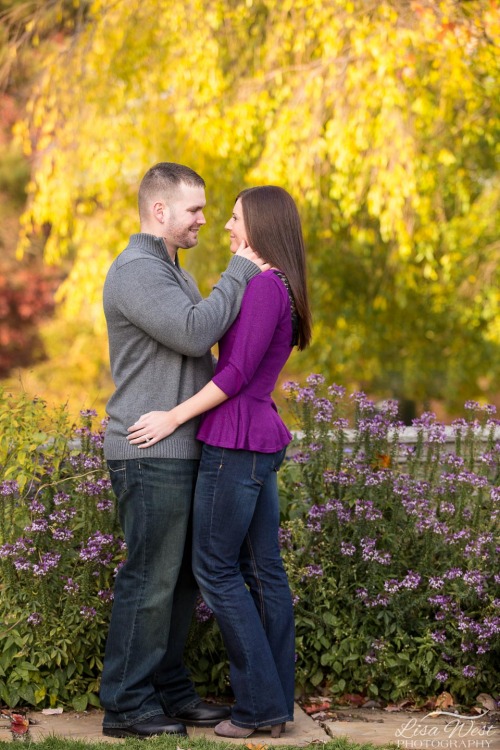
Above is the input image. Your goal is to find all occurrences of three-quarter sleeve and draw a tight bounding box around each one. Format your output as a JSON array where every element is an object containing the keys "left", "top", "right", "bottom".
[{"left": 212, "top": 275, "right": 287, "bottom": 397}]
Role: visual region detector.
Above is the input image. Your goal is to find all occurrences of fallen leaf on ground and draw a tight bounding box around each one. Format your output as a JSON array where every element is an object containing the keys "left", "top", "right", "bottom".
[
  {"left": 339, "top": 694, "right": 365, "bottom": 707},
  {"left": 475, "top": 693, "right": 497, "bottom": 712},
  {"left": 303, "top": 703, "right": 331, "bottom": 715},
  {"left": 435, "top": 692, "right": 454, "bottom": 709}
]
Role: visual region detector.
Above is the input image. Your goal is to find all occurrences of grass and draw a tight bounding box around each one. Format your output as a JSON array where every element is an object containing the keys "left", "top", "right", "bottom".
[{"left": 0, "top": 736, "right": 397, "bottom": 750}]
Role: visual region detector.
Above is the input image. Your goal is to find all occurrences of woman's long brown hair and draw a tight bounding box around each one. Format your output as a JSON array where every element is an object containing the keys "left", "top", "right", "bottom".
[{"left": 237, "top": 186, "right": 312, "bottom": 350}]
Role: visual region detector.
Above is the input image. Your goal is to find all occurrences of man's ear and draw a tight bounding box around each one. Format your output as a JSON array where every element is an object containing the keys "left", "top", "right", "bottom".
[{"left": 153, "top": 201, "right": 166, "bottom": 224}]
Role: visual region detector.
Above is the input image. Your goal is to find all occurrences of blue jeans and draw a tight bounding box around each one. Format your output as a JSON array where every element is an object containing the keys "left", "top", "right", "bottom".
[
  {"left": 100, "top": 458, "right": 201, "bottom": 728},
  {"left": 192, "top": 445, "right": 295, "bottom": 729}
]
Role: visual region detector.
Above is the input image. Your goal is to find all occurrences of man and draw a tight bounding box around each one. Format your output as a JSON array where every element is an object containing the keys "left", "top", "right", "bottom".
[{"left": 100, "top": 163, "right": 266, "bottom": 738}]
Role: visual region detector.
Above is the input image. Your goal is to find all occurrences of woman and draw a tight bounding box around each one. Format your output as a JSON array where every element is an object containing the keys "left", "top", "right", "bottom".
[{"left": 127, "top": 185, "right": 312, "bottom": 738}]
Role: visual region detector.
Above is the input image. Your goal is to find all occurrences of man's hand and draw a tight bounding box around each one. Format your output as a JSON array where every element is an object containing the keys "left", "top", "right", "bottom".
[
  {"left": 127, "top": 411, "right": 179, "bottom": 447},
  {"left": 236, "top": 241, "right": 270, "bottom": 271}
]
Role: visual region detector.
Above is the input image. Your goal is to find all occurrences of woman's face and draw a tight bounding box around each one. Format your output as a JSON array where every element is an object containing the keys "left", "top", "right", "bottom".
[{"left": 224, "top": 198, "right": 248, "bottom": 254}]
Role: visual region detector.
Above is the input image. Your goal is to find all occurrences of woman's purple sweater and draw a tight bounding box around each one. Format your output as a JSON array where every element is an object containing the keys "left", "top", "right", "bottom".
[{"left": 196, "top": 270, "right": 294, "bottom": 453}]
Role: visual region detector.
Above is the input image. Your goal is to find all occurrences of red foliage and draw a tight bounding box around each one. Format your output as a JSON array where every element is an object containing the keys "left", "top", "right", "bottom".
[{"left": 0, "top": 263, "right": 63, "bottom": 376}]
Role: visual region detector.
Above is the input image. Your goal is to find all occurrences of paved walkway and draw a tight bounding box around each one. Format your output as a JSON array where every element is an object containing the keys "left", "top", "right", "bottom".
[
  {"left": 1, "top": 705, "right": 499, "bottom": 748},
  {"left": 1, "top": 705, "right": 324, "bottom": 747}
]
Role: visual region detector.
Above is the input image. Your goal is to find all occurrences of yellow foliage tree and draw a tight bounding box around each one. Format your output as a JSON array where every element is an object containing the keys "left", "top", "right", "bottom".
[{"left": 10, "top": 0, "right": 500, "bottom": 413}]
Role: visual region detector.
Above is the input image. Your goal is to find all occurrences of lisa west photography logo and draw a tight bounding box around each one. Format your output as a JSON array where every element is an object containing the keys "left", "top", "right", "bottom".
[{"left": 394, "top": 710, "right": 498, "bottom": 749}]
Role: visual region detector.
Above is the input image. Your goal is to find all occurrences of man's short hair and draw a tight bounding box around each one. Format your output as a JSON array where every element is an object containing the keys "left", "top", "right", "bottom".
[{"left": 138, "top": 162, "right": 205, "bottom": 220}]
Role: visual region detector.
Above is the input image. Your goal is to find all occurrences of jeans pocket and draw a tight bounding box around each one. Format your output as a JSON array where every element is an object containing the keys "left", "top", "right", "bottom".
[
  {"left": 251, "top": 450, "right": 285, "bottom": 484},
  {"left": 107, "top": 460, "right": 128, "bottom": 500},
  {"left": 273, "top": 447, "right": 287, "bottom": 473}
]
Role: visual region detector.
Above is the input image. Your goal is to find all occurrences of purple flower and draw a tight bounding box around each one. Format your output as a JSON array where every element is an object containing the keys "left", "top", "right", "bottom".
[
  {"left": 27, "top": 612, "right": 43, "bottom": 626},
  {"left": 327, "top": 384, "right": 346, "bottom": 398},
  {"left": 80, "top": 408, "right": 98, "bottom": 418},
  {"left": 384, "top": 579, "right": 401, "bottom": 594},
  {"left": 357, "top": 416, "right": 389, "bottom": 439},
  {"left": 293, "top": 452, "right": 310, "bottom": 464},
  {"left": 412, "top": 412, "right": 437, "bottom": 430},
  {"left": 323, "top": 499, "right": 349, "bottom": 523},
  {"left": 464, "top": 400, "right": 481, "bottom": 411},
  {"left": 431, "top": 630, "right": 447, "bottom": 643},
  {"left": 79, "top": 531, "right": 119, "bottom": 567},
  {"left": 462, "top": 665, "right": 477, "bottom": 678},
  {"left": 195, "top": 599, "right": 213, "bottom": 623},
  {"left": 306, "top": 374, "right": 325, "bottom": 387},
  {"left": 76, "top": 478, "right": 112, "bottom": 496},
  {"left": 49, "top": 508, "right": 76, "bottom": 523},
  {"left": 354, "top": 499, "right": 382, "bottom": 521},
  {"left": 435, "top": 671, "right": 449, "bottom": 683},
  {"left": 64, "top": 578, "right": 80, "bottom": 594},
  {"left": 340, "top": 542, "right": 356, "bottom": 556},
  {"left": 29, "top": 500, "right": 46, "bottom": 515},
  {"left": 52, "top": 528, "right": 74, "bottom": 541},
  {"left": 444, "top": 568, "right": 463, "bottom": 580},
  {"left": 360, "top": 537, "right": 391, "bottom": 565},
  {"left": 24, "top": 519, "right": 49, "bottom": 533},
  {"left": 278, "top": 527, "right": 292, "bottom": 548},
  {"left": 296, "top": 388, "right": 316, "bottom": 403},
  {"left": 313, "top": 398, "right": 334, "bottom": 423},
  {"left": 33, "top": 552, "right": 61, "bottom": 576},
  {"left": 428, "top": 595, "right": 453, "bottom": 609},
  {"left": 97, "top": 498, "right": 114, "bottom": 512},
  {"left": 324, "top": 470, "right": 356, "bottom": 486},
  {"left": 308, "top": 443, "right": 323, "bottom": 452},
  {"left": 429, "top": 577, "right": 444, "bottom": 589},
  {"left": 80, "top": 606, "right": 97, "bottom": 620},
  {"left": 53, "top": 492, "right": 70, "bottom": 505},
  {"left": 282, "top": 381, "right": 299, "bottom": 396},
  {"left": 0, "top": 480, "right": 19, "bottom": 496},
  {"left": 14, "top": 557, "right": 32, "bottom": 571},
  {"left": 351, "top": 391, "right": 371, "bottom": 411},
  {"left": 302, "top": 564, "right": 323, "bottom": 579},
  {"left": 69, "top": 453, "right": 102, "bottom": 470},
  {"left": 365, "top": 594, "right": 390, "bottom": 608},
  {"left": 98, "top": 589, "right": 114, "bottom": 603}
]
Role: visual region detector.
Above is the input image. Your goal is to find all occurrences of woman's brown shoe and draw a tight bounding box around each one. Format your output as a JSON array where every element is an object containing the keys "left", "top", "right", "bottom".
[
  {"left": 214, "top": 721, "right": 254, "bottom": 738},
  {"left": 214, "top": 720, "right": 286, "bottom": 739}
]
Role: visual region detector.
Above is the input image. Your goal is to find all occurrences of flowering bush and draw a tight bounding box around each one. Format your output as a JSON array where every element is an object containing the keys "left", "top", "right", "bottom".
[
  {"left": 0, "top": 390, "right": 123, "bottom": 709},
  {"left": 278, "top": 376, "right": 500, "bottom": 704},
  {"left": 1, "top": 382, "right": 499, "bottom": 709}
]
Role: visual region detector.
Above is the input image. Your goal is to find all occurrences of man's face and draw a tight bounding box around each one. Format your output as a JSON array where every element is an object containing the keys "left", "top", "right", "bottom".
[{"left": 163, "top": 183, "right": 206, "bottom": 251}]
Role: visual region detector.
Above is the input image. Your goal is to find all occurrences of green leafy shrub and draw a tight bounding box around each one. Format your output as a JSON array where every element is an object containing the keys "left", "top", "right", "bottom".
[
  {"left": 1, "top": 382, "right": 499, "bottom": 709},
  {"left": 278, "top": 376, "right": 500, "bottom": 705},
  {"left": 0, "top": 389, "right": 123, "bottom": 709}
]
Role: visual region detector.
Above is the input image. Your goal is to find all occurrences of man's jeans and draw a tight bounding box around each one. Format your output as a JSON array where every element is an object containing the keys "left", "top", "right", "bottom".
[
  {"left": 100, "top": 458, "right": 200, "bottom": 728},
  {"left": 192, "top": 445, "right": 295, "bottom": 729}
]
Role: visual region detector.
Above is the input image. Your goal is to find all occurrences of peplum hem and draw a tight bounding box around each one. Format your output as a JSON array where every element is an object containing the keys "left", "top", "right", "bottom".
[{"left": 196, "top": 397, "right": 292, "bottom": 454}]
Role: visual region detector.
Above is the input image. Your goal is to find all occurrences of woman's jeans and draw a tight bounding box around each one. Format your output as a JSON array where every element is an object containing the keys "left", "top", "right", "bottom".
[
  {"left": 100, "top": 458, "right": 201, "bottom": 728},
  {"left": 192, "top": 445, "right": 295, "bottom": 729}
]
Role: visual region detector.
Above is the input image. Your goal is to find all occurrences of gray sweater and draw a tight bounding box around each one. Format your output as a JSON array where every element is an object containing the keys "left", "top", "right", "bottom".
[{"left": 103, "top": 233, "right": 260, "bottom": 460}]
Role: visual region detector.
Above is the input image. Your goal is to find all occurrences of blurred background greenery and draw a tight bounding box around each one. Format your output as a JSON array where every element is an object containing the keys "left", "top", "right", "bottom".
[{"left": 0, "top": 0, "right": 499, "bottom": 422}]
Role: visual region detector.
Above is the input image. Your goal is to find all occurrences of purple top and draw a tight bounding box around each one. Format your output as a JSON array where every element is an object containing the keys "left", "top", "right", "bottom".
[{"left": 196, "top": 270, "right": 294, "bottom": 452}]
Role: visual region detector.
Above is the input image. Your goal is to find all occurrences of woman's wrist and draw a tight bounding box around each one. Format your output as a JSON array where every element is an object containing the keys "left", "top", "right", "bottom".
[{"left": 169, "top": 405, "right": 186, "bottom": 429}]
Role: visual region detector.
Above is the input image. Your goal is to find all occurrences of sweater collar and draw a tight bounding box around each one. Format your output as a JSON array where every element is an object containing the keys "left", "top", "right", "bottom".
[{"left": 129, "top": 233, "right": 181, "bottom": 268}]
